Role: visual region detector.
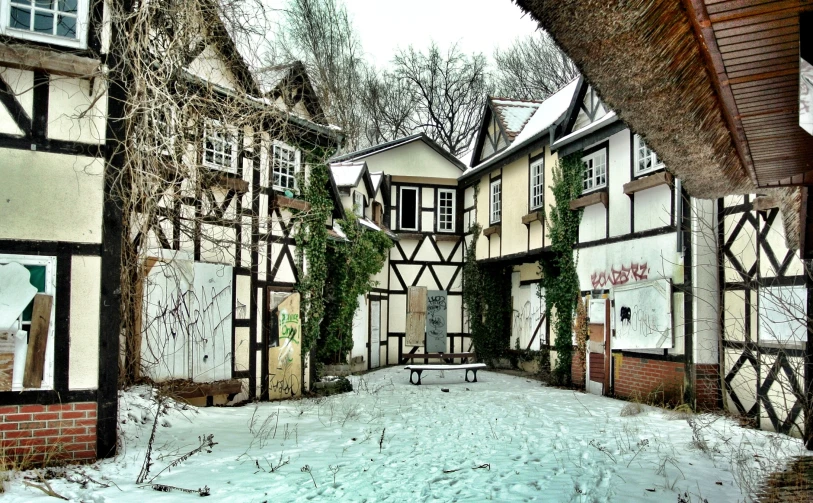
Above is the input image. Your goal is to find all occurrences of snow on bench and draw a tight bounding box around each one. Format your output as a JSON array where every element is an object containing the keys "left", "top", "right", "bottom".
[{"left": 404, "top": 363, "right": 487, "bottom": 385}]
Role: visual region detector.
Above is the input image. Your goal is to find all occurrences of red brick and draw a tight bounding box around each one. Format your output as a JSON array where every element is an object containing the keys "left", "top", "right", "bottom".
[
  {"left": 73, "top": 434, "right": 96, "bottom": 443},
  {"left": 62, "top": 427, "right": 87, "bottom": 436},
  {"left": 64, "top": 442, "right": 88, "bottom": 452},
  {"left": 73, "top": 403, "right": 96, "bottom": 411},
  {"left": 0, "top": 422, "right": 18, "bottom": 431},
  {"left": 4, "top": 413, "right": 32, "bottom": 422},
  {"left": 0, "top": 406, "right": 19, "bottom": 415},
  {"left": 72, "top": 450, "right": 96, "bottom": 460},
  {"left": 33, "top": 428, "right": 60, "bottom": 438},
  {"left": 46, "top": 436, "right": 74, "bottom": 446},
  {"left": 33, "top": 413, "right": 60, "bottom": 421},
  {"left": 47, "top": 420, "right": 74, "bottom": 428},
  {"left": 61, "top": 411, "right": 86, "bottom": 420},
  {"left": 75, "top": 419, "right": 96, "bottom": 427},
  {"left": 46, "top": 404, "right": 74, "bottom": 412},
  {"left": 18, "top": 421, "right": 46, "bottom": 430},
  {"left": 4, "top": 430, "right": 32, "bottom": 439},
  {"left": 86, "top": 410, "right": 97, "bottom": 418},
  {"left": 20, "top": 405, "right": 45, "bottom": 413},
  {"left": 18, "top": 438, "right": 47, "bottom": 447}
]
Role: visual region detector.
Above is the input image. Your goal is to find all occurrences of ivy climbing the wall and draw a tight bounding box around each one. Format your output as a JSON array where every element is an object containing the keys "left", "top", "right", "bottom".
[
  {"left": 462, "top": 222, "right": 513, "bottom": 365},
  {"left": 295, "top": 152, "right": 333, "bottom": 356},
  {"left": 317, "top": 213, "right": 392, "bottom": 364},
  {"left": 539, "top": 152, "right": 584, "bottom": 385}
]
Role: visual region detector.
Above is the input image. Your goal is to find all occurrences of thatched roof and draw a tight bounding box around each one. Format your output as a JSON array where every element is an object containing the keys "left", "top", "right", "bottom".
[{"left": 512, "top": 0, "right": 802, "bottom": 249}]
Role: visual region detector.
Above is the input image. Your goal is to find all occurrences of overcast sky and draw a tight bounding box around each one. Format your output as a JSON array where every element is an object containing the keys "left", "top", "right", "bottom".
[{"left": 263, "top": 0, "right": 541, "bottom": 67}]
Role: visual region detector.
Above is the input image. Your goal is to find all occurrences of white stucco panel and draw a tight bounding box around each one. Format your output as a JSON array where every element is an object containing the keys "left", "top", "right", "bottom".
[
  {"left": 576, "top": 232, "right": 679, "bottom": 291},
  {"left": 48, "top": 76, "right": 107, "bottom": 144},
  {"left": 68, "top": 255, "right": 101, "bottom": 390},
  {"left": 0, "top": 68, "right": 33, "bottom": 136},
  {"left": 0, "top": 150, "right": 103, "bottom": 243}
]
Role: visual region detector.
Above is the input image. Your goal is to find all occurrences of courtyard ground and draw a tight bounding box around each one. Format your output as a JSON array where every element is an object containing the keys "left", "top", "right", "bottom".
[{"left": 2, "top": 367, "right": 810, "bottom": 502}]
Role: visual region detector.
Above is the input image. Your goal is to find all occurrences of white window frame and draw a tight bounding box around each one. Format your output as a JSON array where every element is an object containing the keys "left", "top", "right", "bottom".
[
  {"left": 490, "top": 179, "right": 501, "bottom": 224},
  {"left": 582, "top": 149, "right": 607, "bottom": 193},
  {"left": 203, "top": 121, "right": 239, "bottom": 174},
  {"left": 529, "top": 158, "right": 544, "bottom": 210},
  {"left": 1, "top": 0, "right": 89, "bottom": 49},
  {"left": 634, "top": 134, "right": 664, "bottom": 176},
  {"left": 0, "top": 254, "right": 56, "bottom": 391},
  {"left": 271, "top": 140, "right": 301, "bottom": 192},
  {"left": 353, "top": 191, "right": 364, "bottom": 217},
  {"left": 437, "top": 188, "right": 456, "bottom": 233},
  {"left": 399, "top": 186, "right": 419, "bottom": 231}
]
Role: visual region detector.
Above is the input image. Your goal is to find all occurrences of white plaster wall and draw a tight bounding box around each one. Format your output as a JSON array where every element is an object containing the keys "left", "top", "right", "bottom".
[
  {"left": 187, "top": 45, "right": 240, "bottom": 91},
  {"left": 634, "top": 185, "right": 673, "bottom": 232},
  {"left": 579, "top": 204, "right": 606, "bottom": 243},
  {"left": 501, "top": 157, "right": 530, "bottom": 256},
  {"left": 0, "top": 149, "right": 103, "bottom": 243},
  {"left": 0, "top": 68, "right": 32, "bottom": 136},
  {"left": 48, "top": 75, "right": 107, "bottom": 144},
  {"left": 576, "top": 232, "right": 679, "bottom": 290},
  {"left": 362, "top": 141, "right": 463, "bottom": 180},
  {"left": 510, "top": 272, "right": 544, "bottom": 351},
  {"left": 692, "top": 198, "right": 719, "bottom": 365},
  {"left": 607, "top": 129, "right": 632, "bottom": 237},
  {"left": 69, "top": 255, "right": 101, "bottom": 390}
]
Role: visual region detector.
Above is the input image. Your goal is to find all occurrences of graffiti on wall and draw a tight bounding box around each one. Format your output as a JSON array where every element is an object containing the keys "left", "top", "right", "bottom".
[
  {"left": 425, "top": 291, "right": 447, "bottom": 353},
  {"left": 268, "top": 293, "right": 302, "bottom": 398},
  {"left": 591, "top": 262, "right": 649, "bottom": 289},
  {"left": 512, "top": 300, "right": 544, "bottom": 346}
]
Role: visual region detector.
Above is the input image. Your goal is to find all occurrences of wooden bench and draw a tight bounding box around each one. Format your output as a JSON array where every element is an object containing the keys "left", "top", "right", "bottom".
[
  {"left": 400, "top": 352, "right": 476, "bottom": 364},
  {"left": 404, "top": 363, "right": 487, "bottom": 385}
]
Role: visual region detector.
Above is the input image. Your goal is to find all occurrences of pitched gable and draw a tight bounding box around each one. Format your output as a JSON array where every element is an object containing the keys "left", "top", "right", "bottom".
[
  {"left": 571, "top": 85, "right": 607, "bottom": 132},
  {"left": 258, "top": 62, "right": 326, "bottom": 125}
]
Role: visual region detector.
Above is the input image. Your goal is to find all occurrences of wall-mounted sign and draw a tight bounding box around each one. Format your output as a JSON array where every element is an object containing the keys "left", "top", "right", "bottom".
[{"left": 613, "top": 279, "right": 672, "bottom": 349}]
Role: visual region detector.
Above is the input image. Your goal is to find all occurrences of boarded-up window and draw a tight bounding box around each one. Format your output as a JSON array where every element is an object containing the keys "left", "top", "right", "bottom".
[{"left": 405, "top": 286, "right": 427, "bottom": 346}]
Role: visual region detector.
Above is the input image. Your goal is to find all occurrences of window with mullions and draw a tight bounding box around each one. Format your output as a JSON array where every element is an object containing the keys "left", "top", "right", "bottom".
[
  {"left": 353, "top": 191, "right": 364, "bottom": 217},
  {"left": 437, "top": 189, "right": 455, "bottom": 232},
  {"left": 2, "top": 0, "right": 88, "bottom": 48},
  {"left": 634, "top": 135, "right": 663, "bottom": 175},
  {"left": 582, "top": 149, "right": 606, "bottom": 192},
  {"left": 272, "top": 141, "right": 300, "bottom": 192},
  {"left": 490, "top": 179, "right": 501, "bottom": 224},
  {"left": 530, "top": 158, "right": 544, "bottom": 210},
  {"left": 203, "top": 122, "right": 238, "bottom": 173}
]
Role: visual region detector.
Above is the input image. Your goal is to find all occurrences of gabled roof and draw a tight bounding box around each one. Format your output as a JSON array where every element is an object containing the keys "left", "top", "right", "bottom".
[
  {"left": 461, "top": 78, "right": 580, "bottom": 182},
  {"left": 257, "top": 61, "right": 327, "bottom": 125},
  {"left": 330, "top": 161, "right": 375, "bottom": 196},
  {"left": 331, "top": 133, "right": 467, "bottom": 171},
  {"left": 490, "top": 98, "right": 544, "bottom": 140}
]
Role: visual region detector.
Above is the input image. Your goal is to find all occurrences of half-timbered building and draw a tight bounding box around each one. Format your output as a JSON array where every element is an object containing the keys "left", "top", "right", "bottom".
[{"left": 330, "top": 134, "right": 469, "bottom": 367}]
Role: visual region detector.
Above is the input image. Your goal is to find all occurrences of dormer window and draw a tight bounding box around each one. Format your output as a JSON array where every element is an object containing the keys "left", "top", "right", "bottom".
[
  {"left": 1, "top": 0, "right": 89, "bottom": 49},
  {"left": 203, "top": 121, "right": 238, "bottom": 174},
  {"left": 582, "top": 149, "right": 606, "bottom": 192},
  {"left": 634, "top": 135, "right": 663, "bottom": 176}
]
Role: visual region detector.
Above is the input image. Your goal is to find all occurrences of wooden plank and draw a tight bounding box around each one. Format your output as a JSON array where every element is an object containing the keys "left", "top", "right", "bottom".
[
  {"left": 623, "top": 171, "right": 673, "bottom": 195},
  {"left": 216, "top": 175, "right": 249, "bottom": 194},
  {"left": 275, "top": 194, "right": 311, "bottom": 212},
  {"left": 483, "top": 224, "right": 501, "bottom": 237},
  {"left": 405, "top": 286, "right": 427, "bottom": 347},
  {"left": 434, "top": 234, "right": 460, "bottom": 242},
  {"left": 0, "top": 42, "right": 100, "bottom": 78},
  {"left": 569, "top": 191, "right": 608, "bottom": 210},
  {"left": 521, "top": 211, "right": 544, "bottom": 225},
  {"left": 23, "top": 294, "right": 53, "bottom": 389}
]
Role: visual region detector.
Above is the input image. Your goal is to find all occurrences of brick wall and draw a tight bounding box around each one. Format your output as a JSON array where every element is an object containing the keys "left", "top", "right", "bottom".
[
  {"left": 572, "top": 351, "right": 585, "bottom": 388},
  {"left": 613, "top": 354, "right": 684, "bottom": 406},
  {"left": 1, "top": 402, "right": 97, "bottom": 465},
  {"left": 695, "top": 363, "right": 721, "bottom": 411}
]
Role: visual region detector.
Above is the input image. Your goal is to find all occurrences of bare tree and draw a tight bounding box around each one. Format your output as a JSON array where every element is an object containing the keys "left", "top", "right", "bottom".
[
  {"left": 360, "top": 69, "right": 417, "bottom": 146},
  {"left": 393, "top": 43, "right": 490, "bottom": 156},
  {"left": 272, "top": 0, "right": 367, "bottom": 151},
  {"left": 493, "top": 31, "right": 579, "bottom": 100}
]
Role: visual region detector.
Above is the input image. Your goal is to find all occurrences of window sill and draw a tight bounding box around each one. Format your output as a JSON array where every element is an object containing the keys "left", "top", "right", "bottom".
[
  {"left": 623, "top": 171, "right": 672, "bottom": 196},
  {"left": 435, "top": 234, "right": 460, "bottom": 242},
  {"left": 483, "top": 224, "right": 501, "bottom": 237},
  {"left": 0, "top": 41, "right": 98, "bottom": 77},
  {"left": 214, "top": 173, "right": 249, "bottom": 194},
  {"left": 395, "top": 232, "right": 423, "bottom": 240},
  {"left": 522, "top": 211, "right": 544, "bottom": 225},
  {"left": 275, "top": 194, "right": 311, "bottom": 212},
  {"left": 569, "top": 191, "right": 608, "bottom": 210},
  {"left": 632, "top": 165, "right": 666, "bottom": 180}
]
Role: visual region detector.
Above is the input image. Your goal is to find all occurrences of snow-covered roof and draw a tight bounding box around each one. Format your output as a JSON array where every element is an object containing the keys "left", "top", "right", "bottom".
[
  {"left": 490, "top": 98, "right": 543, "bottom": 140},
  {"left": 462, "top": 78, "right": 580, "bottom": 180},
  {"left": 551, "top": 111, "right": 618, "bottom": 149},
  {"left": 255, "top": 63, "right": 296, "bottom": 95},
  {"left": 330, "top": 161, "right": 367, "bottom": 188}
]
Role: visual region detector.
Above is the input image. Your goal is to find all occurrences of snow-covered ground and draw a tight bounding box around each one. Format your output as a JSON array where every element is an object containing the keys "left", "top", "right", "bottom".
[{"left": 3, "top": 367, "right": 810, "bottom": 502}]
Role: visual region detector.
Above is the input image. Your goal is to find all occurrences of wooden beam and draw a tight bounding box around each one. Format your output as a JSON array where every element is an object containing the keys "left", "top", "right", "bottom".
[
  {"left": 569, "top": 191, "right": 608, "bottom": 210},
  {"left": 275, "top": 194, "right": 311, "bottom": 212},
  {"left": 752, "top": 195, "right": 780, "bottom": 211},
  {"left": 623, "top": 171, "right": 674, "bottom": 195},
  {"left": 173, "top": 379, "right": 243, "bottom": 399},
  {"left": 396, "top": 232, "right": 424, "bottom": 241},
  {"left": 217, "top": 175, "right": 249, "bottom": 194},
  {"left": 434, "top": 234, "right": 460, "bottom": 242},
  {"left": 23, "top": 294, "right": 53, "bottom": 389},
  {"left": 0, "top": 43, "right": 100, "bottom": 78},
  {"left": 521, "top": 211, "right": 544, "bottom": 225},
  {"left": 483, "top": 224, "right": 501, "bottom": 237}
]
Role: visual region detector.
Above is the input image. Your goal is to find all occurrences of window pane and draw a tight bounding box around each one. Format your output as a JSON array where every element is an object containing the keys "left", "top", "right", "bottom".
[
  {"left": 57, "top": 14, "right": 76, "bottom": 38},
  {"left": 33, "top": 11, "right": 54, "bottom": 34},
  {"left": 35, "top": 0, "right": 54, "bottom": 8},
  {"left": 401, "top": 189, "right": 417, "bottom": 229},
  {"left": 10, "top": 7, "right": 31, "bottom": 29},
  {"left": 58, "top": 0, "right": 78, "bottom": 13}
]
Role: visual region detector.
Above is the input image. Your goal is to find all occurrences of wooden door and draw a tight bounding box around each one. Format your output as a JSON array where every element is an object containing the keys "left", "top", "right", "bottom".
[
  {"left": 405, "top": 286, "right": 426, "bottom": 347},
  {"left": 586, "top": 298, "right": 609, "bottom": 395}
]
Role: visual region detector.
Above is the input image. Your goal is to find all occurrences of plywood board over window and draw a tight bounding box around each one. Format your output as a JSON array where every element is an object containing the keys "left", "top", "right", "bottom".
[{"left": 405, "top": 286, "right": 427, "bottom": 346}]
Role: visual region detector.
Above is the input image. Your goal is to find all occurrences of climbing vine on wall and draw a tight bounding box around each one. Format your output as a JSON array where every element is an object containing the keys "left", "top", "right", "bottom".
[
  {"left": 294, "top": 152, "right": 333, "bottom": 356},
  {"left": 317, "top": 213, "right": 391, "bottom": 364},
  {"left": 539, "top": 152, "right": 583, "bottom": 385},
  {"left": 462, "top": 220, "right": 512, "bottom": 364}
]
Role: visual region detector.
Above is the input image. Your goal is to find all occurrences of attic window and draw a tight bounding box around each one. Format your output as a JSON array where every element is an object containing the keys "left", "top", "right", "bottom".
[
  {"left": 2, "top": 0, "right": 89, "bottom": 49},
  {"left": 203, "top": 121, "right": 238, "bottom": 174},
  {"left": 582, "top": 150, "right": 606, "bottom": 192},
  {"left": 634, "top": 135, "right": 663, "bottom": 176},
  {"left": 272, "top": 141, "right": 300, "bottom": 192}
]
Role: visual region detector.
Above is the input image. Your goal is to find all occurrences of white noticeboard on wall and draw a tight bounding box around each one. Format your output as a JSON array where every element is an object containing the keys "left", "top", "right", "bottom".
[{"left": 613, "top": 279, "right": 672, "bottom": 349}]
